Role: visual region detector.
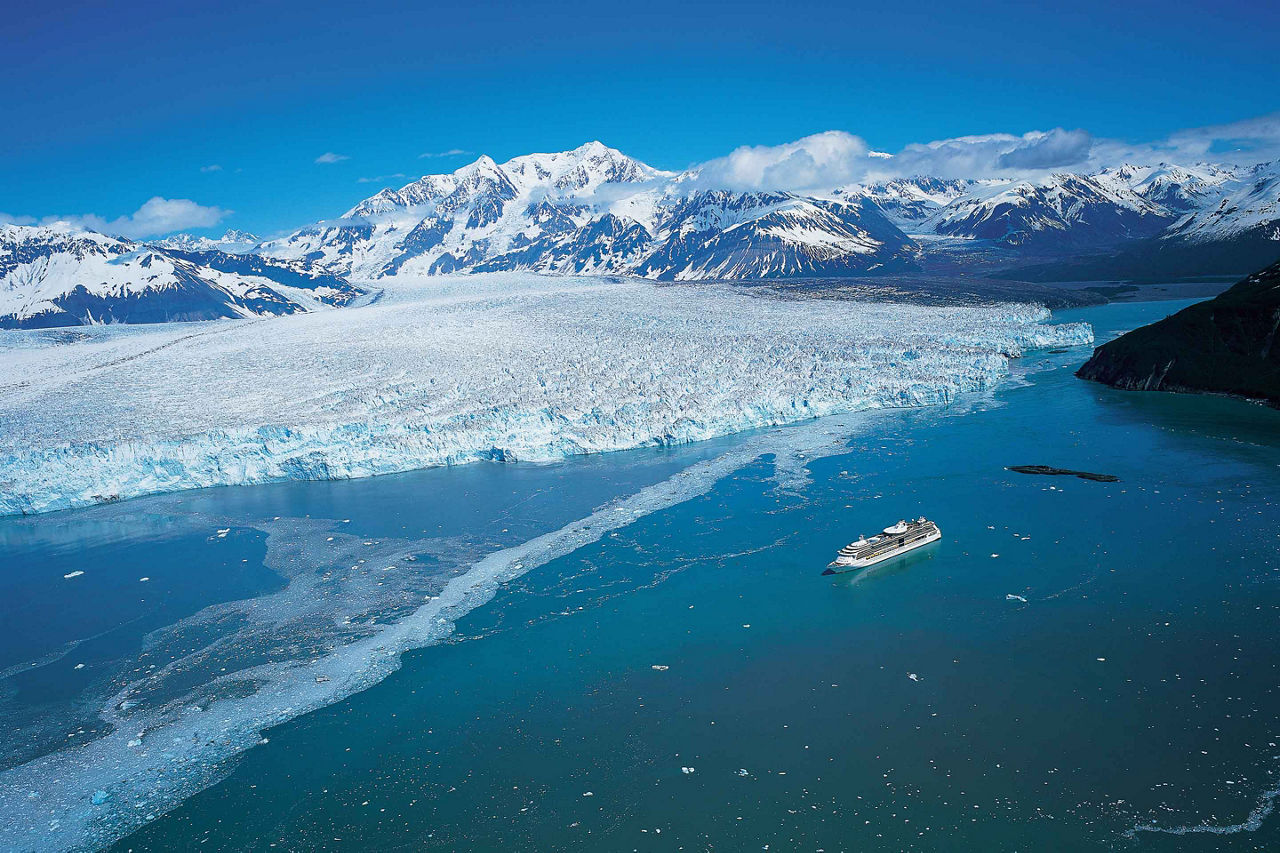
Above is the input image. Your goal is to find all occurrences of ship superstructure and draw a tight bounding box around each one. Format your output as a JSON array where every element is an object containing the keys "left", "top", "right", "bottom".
[{"left": 824, "top": 517, "right": 941, "bottom": 574}]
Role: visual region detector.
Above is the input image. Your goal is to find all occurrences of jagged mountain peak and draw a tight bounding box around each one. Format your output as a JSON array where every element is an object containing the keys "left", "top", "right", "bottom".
[
  {"left": 344, "top": 142, "right": 669, "bottom": 221},
  {"left": 264, "top": 142, "right": 1280, "bottom": 282}
]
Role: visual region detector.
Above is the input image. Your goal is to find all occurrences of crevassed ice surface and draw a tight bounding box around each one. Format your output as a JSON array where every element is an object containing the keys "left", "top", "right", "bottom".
[{"left": 0, "top": 273, "right": 1092, "bottom": 516}]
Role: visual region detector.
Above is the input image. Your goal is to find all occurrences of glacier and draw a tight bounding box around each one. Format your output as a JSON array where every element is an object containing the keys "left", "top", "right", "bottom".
[
  {"left": 0, "top": 273, "right": 1093, "bottom": 850},
  {"left": 0, "top": 273, "right": 1092, "bottom": 518}
]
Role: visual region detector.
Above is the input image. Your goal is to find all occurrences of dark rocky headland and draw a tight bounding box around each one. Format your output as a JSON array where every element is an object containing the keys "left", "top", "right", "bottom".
[{"left": 1076, "top": 260, "right": 1280, "bottom": 406}]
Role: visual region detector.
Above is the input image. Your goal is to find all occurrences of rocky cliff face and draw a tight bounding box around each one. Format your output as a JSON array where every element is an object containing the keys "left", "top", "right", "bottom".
[{"left": 1076, "top": 260, "right": 1280, "bottom": 405}]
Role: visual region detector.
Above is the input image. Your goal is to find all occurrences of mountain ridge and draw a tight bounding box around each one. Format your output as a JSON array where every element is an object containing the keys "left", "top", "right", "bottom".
[
  {"left": 0, "top": 223, "right": 363, "bottom": 328},
  {"left": 4, "top": 143, "right": 1279, "bottom": 328},
  {"left": 258, "top": 144, "right": 1280, "bottom": 282}
]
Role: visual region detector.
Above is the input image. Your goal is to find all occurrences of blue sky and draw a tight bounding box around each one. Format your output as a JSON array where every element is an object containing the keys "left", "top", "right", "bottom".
[{"left": 3, "top": 0, "right": 1277, "bottom": 238}]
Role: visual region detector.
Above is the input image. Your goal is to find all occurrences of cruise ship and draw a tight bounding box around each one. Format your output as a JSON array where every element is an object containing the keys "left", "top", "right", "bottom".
[{"left": 823, "top": 517, "right": 941, "bottom": 574}]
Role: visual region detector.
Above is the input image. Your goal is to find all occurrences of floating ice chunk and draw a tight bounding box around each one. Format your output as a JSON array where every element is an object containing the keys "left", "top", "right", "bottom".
[
  {"left": 907, "top": 673, "right": 921, "bottom": 682},
  {"left": 1006, "top": 594, "right": 1028, "bottom": 603},
  {"left": 736, "top": 769, "right": 750, "bottom": 777},
  {"left": 138, "top": 577, "right": 149, "bottom": 582},
  {"left": 681, "top": 766, "right": 696, "bottom": 774},
  {"left": 215, "top": 529, "right": 230, "bottom": 538},
  {"left": 91, "top": 791, "right": 109, "bottom": 806},
  {"left": 651, "top": 665, "right": 669, "bottom": 671},
  {"left": 63, "top": 571, "right": 83, "bottom": 579},
  {"left": 74, "top": 663, "right": 85, "bottom": 670}
]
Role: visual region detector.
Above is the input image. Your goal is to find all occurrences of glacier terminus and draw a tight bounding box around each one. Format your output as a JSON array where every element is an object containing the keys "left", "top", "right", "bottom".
[{"left": 0, "top": 273, "right": 1091, "bottom": 516}]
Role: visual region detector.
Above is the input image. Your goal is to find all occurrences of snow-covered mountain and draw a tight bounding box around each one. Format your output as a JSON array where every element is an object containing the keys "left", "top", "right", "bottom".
[
  {"left": 1158, "top": 162, "right": 1280, "bottom": 243},
  {"left": 5, "top": 145, "right": 1278, "bottom": 331},
  {"left": 0, "top": 224, "right": 362, "bottom": 328},
  {"left": 921, "top": 173, "right": 1174, "bottom": 249},
  {"left": 261, "top": 143, "right": 1280, "bottom": 282},
  {"left": 265, "top": 142, "right": 671, "bottom": 278},
  {"left": 148, "top": 229, "right": 261, "bottom": 254},
  {"left": 631, "top": 191, "right": 914, "bottom": 278},
  {"left": 261, "top": 142, "right": 917, "bottom": 280},
  {"left": 839, "top": 177, "right": 975, "bottom": 230}
]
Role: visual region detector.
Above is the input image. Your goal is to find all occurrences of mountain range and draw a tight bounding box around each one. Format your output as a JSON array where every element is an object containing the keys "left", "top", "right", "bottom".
[
  {"left": 0, "top": 224, "right": 361, "bottom": 328},
  {"left": 3, "top": 141, "right": 1278, "bottom": 327}
]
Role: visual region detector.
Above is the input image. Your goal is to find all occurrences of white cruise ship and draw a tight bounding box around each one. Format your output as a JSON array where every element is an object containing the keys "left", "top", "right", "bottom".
[{"left": 823, "top": 517, "right": 941, "bottom": 575}]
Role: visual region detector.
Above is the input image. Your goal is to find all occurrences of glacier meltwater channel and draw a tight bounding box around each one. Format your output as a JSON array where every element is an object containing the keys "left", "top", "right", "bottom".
[{"left": 0, "top": 273, "right": 1091, "bottom": 517}]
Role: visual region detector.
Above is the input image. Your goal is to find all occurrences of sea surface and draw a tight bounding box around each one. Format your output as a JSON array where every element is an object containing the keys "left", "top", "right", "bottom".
[{"left": 2, "top": 298, "right": 1278, "bottom": 851}]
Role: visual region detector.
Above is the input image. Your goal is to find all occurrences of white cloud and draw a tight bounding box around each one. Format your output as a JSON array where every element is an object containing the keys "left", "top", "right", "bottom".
[
  {"left": 884, "top": 128, "right": 1094, "bottom": 180},
  {"left": 1088, "top": 112, "right": 1280, "bottom": 167},
  {"left": 693, "top": 131, "right": 871, "bottom": 192},
  {"left": 357, "top": 173, "right": 407, "bottom": 184},
  {"left": 20, "top": 197, "right": 232, "bottom": 239},
  {"left": 419, "top": 149, "right": 471, "bottom": 159},
  {"left": 200, "top": 164, "right": 223, "bottom": 173},
  {"left": 1172, "top": 113, "right": 1280, "bottom": 159},
  {"left": 997, "top": 128, "right": 1094, "bottom": 170},
  {"left": 689, "top": 128, "right": 1100, "bottom": 192},
  {"left": 685, "top": 113, "right": 1280, "bottom": 193},
  {"left": 0, "top": 212, "right": 37, "bottom": 226},
  {"left": 315, "top": 152, "right": 350, "bottom": 164}
]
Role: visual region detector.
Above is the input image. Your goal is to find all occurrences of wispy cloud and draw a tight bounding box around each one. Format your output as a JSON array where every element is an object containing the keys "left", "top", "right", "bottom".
[
  {"left": 1088, "top": 112, "right": 1280, "bottom": 167},
  {"left": 688, "top": 112, "right": 1280, "bottom": 192},
  {"left": 418, "top": 149, "right": 471, "bottom": 159},
  {"left": 315, "top": 152, "right": 350, "bottom": 164},
  {"left": 357, "top": 173, "right": 407, "bottom": 184},
  {"left": 9, "top": 197, "right": 232, "bottom": 239},
  {"left": 200, "top": 164, "right": 223, "bottom": 173},
  {"left": 693, "top": 128, "right": 1100, "bottom": 191}
]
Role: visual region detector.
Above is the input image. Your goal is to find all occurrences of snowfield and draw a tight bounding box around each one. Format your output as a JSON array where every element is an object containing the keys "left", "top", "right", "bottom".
[{"left": 0, "top": 273, "right": 1092, "bottom": 516}]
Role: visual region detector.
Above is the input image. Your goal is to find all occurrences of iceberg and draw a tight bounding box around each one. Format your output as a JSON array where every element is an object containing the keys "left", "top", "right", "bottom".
[{"left": 0, "top": 273, "right": 1092, "bottom": 517}]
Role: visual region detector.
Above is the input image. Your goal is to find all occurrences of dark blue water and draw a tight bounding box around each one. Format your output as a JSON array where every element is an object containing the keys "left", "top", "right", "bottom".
[{"left": 3, "top": 299, "right": 1278, "bottom": 851}]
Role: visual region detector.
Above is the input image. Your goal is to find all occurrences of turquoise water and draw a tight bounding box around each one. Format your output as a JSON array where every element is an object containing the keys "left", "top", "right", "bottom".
[{"left": 3, "top": 299, "right": 1279, "bottom": 851}]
